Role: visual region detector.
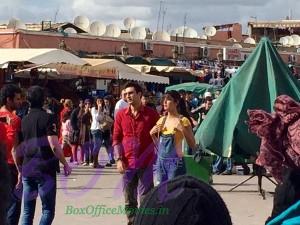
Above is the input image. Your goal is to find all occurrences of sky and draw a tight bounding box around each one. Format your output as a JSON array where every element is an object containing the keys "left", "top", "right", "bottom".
[{"left": 1, "top": 0, "right": 300, "bottom": 34}]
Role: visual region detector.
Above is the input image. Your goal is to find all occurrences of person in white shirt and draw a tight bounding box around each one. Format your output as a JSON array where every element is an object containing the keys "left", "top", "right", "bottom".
[
  {"left": 114, "top": 89, "right": 128, "bottom": 119},
  {"left": 90, "top": 97, "right": 105, "bottom": 168}
]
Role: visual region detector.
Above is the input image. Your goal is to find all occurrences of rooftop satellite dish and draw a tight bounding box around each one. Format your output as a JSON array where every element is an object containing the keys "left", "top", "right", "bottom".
[
  {"left": 227, "top": 38, "right": 237, "bottom": 42},
  {"left": 244, "top": 37, "right": 256, "bottom": 45},
  {"left": 130, "top": 26, "right": 146, "bottom": 40},
  {"left": 183, "top": 27, "right": 198, "bottom": 38},
  {"left": 152, "top": 31, "right": 170, "bottom": 42},
  {"left": 7, "top": 18, "right": 26, "bottom": 30},
  {"left": 171, "top": 26, "right": 185, "bottom": 37},
  {"left": 104, "top": 24, "right": 121, "bottom": 38},
  {"left": 74, "top": 15, "right": 90, "bottom": 31},
  {"left": 64, "top": 27, "right": 77, "bottom": 34},
  {"left": 90, "top": 21, "right": 106, "bottom": 36},
  {"left": 199, "top": 34, "right": 208, "bottom": 40},
  {"left": 279, "top": 36, "right": 289, "bottom": 46},
  {"left": 124, "top": 17, "right": 135, "bottom": 30},
  {"left": 233, "top": 43, "right": 242, "bottom": 48},
  {"left": 204, "top": 26, "right": 216, "bottom": 37},
  {"left": 291, "top": 34, "right": 300, "bottom": 46},
  {"left": 286, "top": 36, "right": 294, "bottom": 46}
]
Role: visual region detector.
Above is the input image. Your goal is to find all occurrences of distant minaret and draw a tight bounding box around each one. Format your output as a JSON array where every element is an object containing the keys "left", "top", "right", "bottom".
[
  {"left": 183, "top": 13, "right": 187, "bottom": 40},
  {"left": 156, "top": 1, "right": 163, "bottom": 32},
  {"left": 161, "top": 7, "right": 167, "bottom": 31},
  {"left": 54, "top": 7, "right": 60, "bottom": 23}
]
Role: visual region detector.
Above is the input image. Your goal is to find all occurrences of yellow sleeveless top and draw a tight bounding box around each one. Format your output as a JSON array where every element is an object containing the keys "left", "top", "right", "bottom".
[{"left": 156, "top": 116, "right": 191, "bottom": 157}]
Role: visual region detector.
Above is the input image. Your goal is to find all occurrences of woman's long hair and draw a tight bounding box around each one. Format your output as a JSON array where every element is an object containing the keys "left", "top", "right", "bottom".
[{"left": 165, "top": 90, "right": 193, "bottom": 125}]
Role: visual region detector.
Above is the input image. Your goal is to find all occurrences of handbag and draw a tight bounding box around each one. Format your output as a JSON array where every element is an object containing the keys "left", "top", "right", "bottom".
[{"left": 100, "top": 114, "right": 114, "bottom": 131}]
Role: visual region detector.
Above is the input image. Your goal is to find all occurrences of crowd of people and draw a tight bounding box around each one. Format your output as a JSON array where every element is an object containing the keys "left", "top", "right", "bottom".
[
  {"left": 0, "top": 81, "right": 227, "bottom": 225},
  {"left": 1, "top": 80, "right": 300, "bottom": 225}
]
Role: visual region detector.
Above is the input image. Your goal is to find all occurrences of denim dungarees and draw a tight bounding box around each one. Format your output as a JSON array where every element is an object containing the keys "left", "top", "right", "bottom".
[{"left": 155, "top": 127, "right": 186, "bottom": 183}]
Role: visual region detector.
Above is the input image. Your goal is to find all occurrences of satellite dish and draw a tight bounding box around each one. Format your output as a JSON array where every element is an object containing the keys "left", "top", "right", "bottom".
[
  {"left": 286, "top": 36, "right": 294, "bottom": 46},
  {"left": 227, "top": 38, "right": 237, "bottom": 42},
  {"left": 124, "top": 17, "right": 136, "bottom": 30},
  {"left": 199, "top": 34, "right": 208, "bottom": 40},
  {"left": 171, "top": 26, "right": 185, "bottom": 37},
  {"left": 152, "top": 31, "right": 170, "bottom": 41},
  {"left": 233, "top": 43, "right": 242, "bottom": 48},
  {"left": 90, "top": 21, "right": 106, "bottom": 36},
  {"left": 204, "top": 26, "right": 216, "bottom": 37},
  {"left": 279, "top": 36, "right": 289, "bottom": 46},
  {"left": 7, "top": 18, "right": 26, "bottom": 30},
  {"left": 104, "top": 24, "right": 121, "bottom": 38},
  {"left": 74, "top": 15, "right": 90, "bottom": 31},
  {"left": 64, "top": 27, "right": 77, "bottom": 34},
  {"left": 183, "top": 27, "right": 198, "bottom": 38},
  {"left": 130, "top": 26, "right": 146, "bottom": 40},
  {"left": 291, "top": 34, "right": 300, "bottom": 46},
  {"left": 243, "top": 37, "right": 256, "bottom": 45}
]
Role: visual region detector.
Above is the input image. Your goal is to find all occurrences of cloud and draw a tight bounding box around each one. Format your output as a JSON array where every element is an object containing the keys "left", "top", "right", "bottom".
[{"left": 0, "top": 0, "right": 298, "bottom": 34}]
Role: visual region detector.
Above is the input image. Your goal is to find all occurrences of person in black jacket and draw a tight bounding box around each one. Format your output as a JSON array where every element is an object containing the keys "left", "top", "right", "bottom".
[
  {"left": 70, "top": 99, "right": 84, "bottom": 164},
  {"left": 20, "top": 86, "right": 71, "bottom": 225}
]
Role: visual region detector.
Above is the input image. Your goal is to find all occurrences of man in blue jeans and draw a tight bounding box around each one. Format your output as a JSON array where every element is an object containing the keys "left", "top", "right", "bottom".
[
  {"left": 213, "top": 156, "right": 233, "bottom": 175},
  {"left": 19, "top": 86, "right": 71, "bottom": 225}
]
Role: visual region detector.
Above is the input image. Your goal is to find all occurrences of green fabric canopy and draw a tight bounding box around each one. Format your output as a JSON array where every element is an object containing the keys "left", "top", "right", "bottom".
[
  {"left": 151, "top": 58, "right": 176, "bottom": 66},
  {"left": 165, "top": 82, "right": 214, "bottom": 97},
  {"left": 125, "top": 56, "right": 150, "bottom": 65},
  {"left": 195, "top": 37, "right": 300, "bottom": 158}
]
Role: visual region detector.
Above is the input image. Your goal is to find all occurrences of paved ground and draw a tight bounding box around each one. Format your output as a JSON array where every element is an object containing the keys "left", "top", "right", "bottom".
[{"left": 28, "top": 158, "right": 276, "bottom": 225}]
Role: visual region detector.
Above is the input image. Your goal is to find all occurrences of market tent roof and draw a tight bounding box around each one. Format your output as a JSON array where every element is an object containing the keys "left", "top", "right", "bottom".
[
  {"left": 84, "top": 58, "right": 169, "bottom": 84},
  {"left": 36, "top": 58, "right": 169, "bottom": 83},
  {"left": 119, "top": 71, "right": 169, "bottom": 84},
  {"left": 127, "top": 64, "right": 191, "bottom": 73},
  {"left": 0, "top": 48, "right": 87, "bottom": 65},
  {"left": 165, "top": 82, "right": 214, "bottom": 96},
  {"left": 195, "top": 37, "right": 300, "bottom": 159}
]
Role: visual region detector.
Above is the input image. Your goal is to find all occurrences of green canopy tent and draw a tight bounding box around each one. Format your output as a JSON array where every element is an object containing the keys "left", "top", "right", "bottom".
[
  {"left": 195, "top": 37, "right": 300, "bottom": 159},
  {"left": 165, "top": 82, "right": 214, "bottom": 97},
  {"left": 125, "top": 56, "right": 150, "bottom": 65},
  {"left": 150, "top": 58, "right": 176, "bottom": 66}
]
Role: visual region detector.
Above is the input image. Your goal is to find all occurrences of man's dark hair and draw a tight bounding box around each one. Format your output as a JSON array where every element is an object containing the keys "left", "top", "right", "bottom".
[
  {"left": 27, "top": 86, "right": 45, "bottom": 108},
  {"left": 0, "top": 84, "right": 21, "bottom": 106},
  {"left": 125, "top": 82, "right": 143, "bottom": 94},
  {"left": 134, "top": 175, "right": 232, "bottom": 225},
  {"left": 142, "top": 93, "right": 149, "bottom": 98}
]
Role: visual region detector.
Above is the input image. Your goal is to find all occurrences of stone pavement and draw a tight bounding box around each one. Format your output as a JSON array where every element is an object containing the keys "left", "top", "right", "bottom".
[{"left": 29, "top": 162, "right": 276, "bottom": 225}]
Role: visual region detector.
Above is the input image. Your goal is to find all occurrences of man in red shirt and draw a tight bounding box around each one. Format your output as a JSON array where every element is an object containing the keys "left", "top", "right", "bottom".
[
  {"left": 0, "top": 84, "right": 22, "bottom": 225},
  {"left": 0, "top": 121, "right": 10, "bottom": 224},
  {"left": 113, "top": 82, "right": 159, "bottom": 225}
]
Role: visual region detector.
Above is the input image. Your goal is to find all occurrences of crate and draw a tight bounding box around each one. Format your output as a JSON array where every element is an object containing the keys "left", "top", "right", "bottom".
[{"left": 184, "top": 155, "right": 213, "bottom": 184}]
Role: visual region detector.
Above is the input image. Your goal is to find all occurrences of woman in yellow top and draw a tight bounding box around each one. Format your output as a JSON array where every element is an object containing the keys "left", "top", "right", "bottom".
[{"left": 150, "top": 90, "right": 196, "bottom": 184}]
